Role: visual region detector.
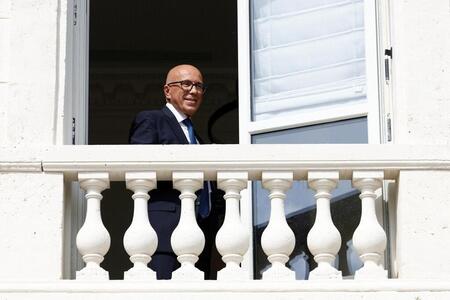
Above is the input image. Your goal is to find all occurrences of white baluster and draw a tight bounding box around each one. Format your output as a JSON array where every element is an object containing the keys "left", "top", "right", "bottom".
[
  {"left": 216, "top": 171, "right": 249, "bottom": 281},
  {"left": 171, "top": 171, "right": 205, "bottom": 280},
  {"left": 261, "top": 171, "right": 295, "bottom": 280},
  {"left": 123, "top": 172, "right": 158, "bottom": 280},
  {"left": 76, "top": 172, "right": 110, "bottom": 280},
  {"left": 307, "top": 171, "right": 342, "bottom": 280},
  {"left": 352, "top": 171, "right": 387, "bottom": 279}
]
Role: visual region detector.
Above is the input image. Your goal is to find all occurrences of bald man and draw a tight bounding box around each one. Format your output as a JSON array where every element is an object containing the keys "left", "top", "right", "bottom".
[{"left": 129, "top": 65, "right": 224, "bottom": 279}]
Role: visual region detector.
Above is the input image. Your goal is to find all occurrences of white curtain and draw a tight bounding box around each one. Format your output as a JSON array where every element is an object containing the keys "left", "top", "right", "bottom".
[{"left": 251, "top": 0, "right": 367, "bottom": 120}]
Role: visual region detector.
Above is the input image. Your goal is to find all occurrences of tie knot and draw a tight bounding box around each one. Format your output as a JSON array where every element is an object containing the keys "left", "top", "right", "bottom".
[
  {"left": 182, "top": 118, "right": 197, "bottom": 144},
  {"left": 182, "top": 118, "right": 193, "bottom": 128}
]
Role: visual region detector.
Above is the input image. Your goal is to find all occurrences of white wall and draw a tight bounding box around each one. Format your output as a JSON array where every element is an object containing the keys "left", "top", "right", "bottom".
[
  {"left": 0, "top": 172, "right": 65, "bottom": 280},
  {"left": 0, "top": 0, "right": 68, "bottom": 146},
  {"left": 0, "top": 0, "right": 68, "bottom": 278},
  {"left": 396, "top": 170, "right": 450, "bottom": 279},
  {"left": 0, "top": 0, "right": 11, "bottom": 144},
  {"left": 390, "top": 0, "right": 450, "bottom": 280},
  {"left": 0, "top": 147, "right": 65, "bottom": 280},
  {"left": 391, "top": 0, "right": 450, "bottom": 145}
]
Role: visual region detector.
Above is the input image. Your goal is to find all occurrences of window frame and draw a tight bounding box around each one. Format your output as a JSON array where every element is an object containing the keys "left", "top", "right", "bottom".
[
  {"left": 237, "top": 0, "right": 389, "bottom": 279},
  {"left": 66, "top": 0, "right": 391, "bottom": 279}
]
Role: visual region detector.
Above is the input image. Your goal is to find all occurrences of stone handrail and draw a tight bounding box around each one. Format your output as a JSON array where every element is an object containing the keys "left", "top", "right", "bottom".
[
  {"left": 1, "top": 145, "right": 448, "bottom": 177},
  {"left": 39, "top": 144, "right": 450, "bottom": 180},
  {"left": 2, "top": 144, "right": 449, "bottom": 281}
]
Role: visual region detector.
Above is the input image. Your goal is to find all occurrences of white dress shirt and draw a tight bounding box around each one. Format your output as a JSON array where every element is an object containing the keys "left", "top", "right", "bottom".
[{"left": 166, "top": 102, "right": 198, "bottom": 143}]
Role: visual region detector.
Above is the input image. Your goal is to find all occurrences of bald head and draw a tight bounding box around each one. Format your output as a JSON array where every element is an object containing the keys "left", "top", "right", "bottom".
[
  {"left": 165, "top": 64, "right": 203, "bottom": 84},
  {"left": 163, "top": 64, "right": 205, "bottom": 117}
]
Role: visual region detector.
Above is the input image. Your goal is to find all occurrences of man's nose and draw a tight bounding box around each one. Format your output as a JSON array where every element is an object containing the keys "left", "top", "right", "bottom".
[{"left": 189, "top": 85, "right": 201, "bottom": 93}]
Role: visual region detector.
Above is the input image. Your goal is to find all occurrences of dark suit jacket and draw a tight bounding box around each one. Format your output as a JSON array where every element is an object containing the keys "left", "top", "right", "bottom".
[{"left": 129, "top": 106, "right": 224, "bottom": 256}]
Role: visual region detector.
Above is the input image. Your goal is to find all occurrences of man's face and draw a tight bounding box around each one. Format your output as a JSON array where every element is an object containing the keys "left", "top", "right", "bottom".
[{"left": 164, "top": 65, "right": 204, "bottom": 117}]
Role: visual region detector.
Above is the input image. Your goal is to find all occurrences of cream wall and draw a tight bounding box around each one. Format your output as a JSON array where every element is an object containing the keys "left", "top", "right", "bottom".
[
  {"left": 0, "top": 0, "right": 68, "bottom": 280},
  {"left": 396, "top": 170, "right": 450, "bottom": 280},
  {"left": 390, "top": 0, "right": 450, "bottom": 280},
  {"left": 0, "top": 0, "right": 10, "bottom": 143},
  {"left": 0, "top": 147, "right": 65, "bottom": 280},
  {"left": 0, "top": 0, "right": 68, "bottom": 146},
  {"left": 391, "top": 0, "right": 450, "bottom": 145}
]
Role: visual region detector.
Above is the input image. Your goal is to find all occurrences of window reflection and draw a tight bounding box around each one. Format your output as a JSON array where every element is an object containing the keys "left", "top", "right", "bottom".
[{"left": 252, "top": 117, "right": 368, "bottom": 279}]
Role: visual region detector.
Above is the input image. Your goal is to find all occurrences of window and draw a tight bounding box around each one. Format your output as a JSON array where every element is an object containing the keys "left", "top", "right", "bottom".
[
  {"left": 67, "top": 0, "right": 389, "bottom": 279},
  {"left": 237, "top": 0, "right": 388, "bottom": 278}
]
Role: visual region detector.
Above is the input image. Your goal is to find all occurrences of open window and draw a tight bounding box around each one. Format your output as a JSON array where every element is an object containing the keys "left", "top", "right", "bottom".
[
  {"left": 66, "top": 0, "right": 391, "bottom": 279},
  {"left": 237, "top": 0, "right": 392, "bottom": 278}
]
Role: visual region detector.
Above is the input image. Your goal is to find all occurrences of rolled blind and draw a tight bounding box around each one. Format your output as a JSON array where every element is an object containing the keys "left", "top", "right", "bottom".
[{"left": 251, "top": 0, "right": 367, "bottom": 120}]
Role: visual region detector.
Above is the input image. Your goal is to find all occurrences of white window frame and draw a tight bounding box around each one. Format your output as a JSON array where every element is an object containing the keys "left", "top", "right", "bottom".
[
  {"left": 64, "top": 0, "right": 90, "bottom": 279},
  {"left": 237, "top": 0, "right": 387, "bottom": 279},
  {"left": 239, "top": 0, "right": 383, "bottom": 145}
]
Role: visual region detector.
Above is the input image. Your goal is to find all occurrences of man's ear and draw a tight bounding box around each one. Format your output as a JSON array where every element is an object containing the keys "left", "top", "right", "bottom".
[{"left": 163, "top": 85, "right": 171, "bottom": 101}]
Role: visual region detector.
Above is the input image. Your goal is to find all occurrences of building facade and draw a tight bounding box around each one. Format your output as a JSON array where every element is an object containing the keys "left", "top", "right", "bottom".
[{"left": 0, "top": 0, "right": 450, "bottom": 299}]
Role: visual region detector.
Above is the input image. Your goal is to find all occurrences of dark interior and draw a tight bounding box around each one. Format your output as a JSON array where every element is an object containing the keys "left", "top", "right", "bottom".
[
  {"left": 88, "top": 0, "right": 238, "bottom": 279},
  {"left": 89, "top": 0, "right": 239, "bottom": 145}
]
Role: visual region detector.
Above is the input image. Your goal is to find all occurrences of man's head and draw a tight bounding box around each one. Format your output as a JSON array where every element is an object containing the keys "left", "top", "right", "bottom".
[{"left": 164, "top": 64, "right": 205, "bottom": 117}]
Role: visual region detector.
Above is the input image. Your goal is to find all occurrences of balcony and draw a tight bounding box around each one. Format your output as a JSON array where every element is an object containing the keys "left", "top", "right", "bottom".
[{"left": 1, "top": 144, "right": 450, "bottom": 299}]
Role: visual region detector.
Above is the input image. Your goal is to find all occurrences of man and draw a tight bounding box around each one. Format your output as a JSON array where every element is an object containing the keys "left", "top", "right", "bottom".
[{"left": 129, "top": 64, "right": 223, "bottom": 279}]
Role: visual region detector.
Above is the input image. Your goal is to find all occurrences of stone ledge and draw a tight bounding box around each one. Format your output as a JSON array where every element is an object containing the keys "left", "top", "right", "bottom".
[{"left": 0, "top": 279, "right": 449, "bottom": 293}]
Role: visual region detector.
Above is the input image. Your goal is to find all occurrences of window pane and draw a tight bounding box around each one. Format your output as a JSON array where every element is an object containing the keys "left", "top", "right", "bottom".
[
  {"left": 252, "top": 117, "right": 368, "bottom": 279},
  {"left": 251, "top": 0, "right": 367, "bottom": 121}
]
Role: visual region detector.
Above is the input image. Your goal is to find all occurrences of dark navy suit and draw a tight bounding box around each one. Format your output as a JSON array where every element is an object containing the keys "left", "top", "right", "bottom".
[{"left": 129, "top": 106, "right": 224, "bottom": 279}]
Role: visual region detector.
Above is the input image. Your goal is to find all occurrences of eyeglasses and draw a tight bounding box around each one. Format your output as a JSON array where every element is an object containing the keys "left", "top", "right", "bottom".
[{"left": 166, "top": 80, "right": 207, "bottom": 93}]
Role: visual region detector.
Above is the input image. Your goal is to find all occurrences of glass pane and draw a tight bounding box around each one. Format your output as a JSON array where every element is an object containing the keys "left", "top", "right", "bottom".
[
  {"left": 252, "top": 117, "right": 368, "bottom": 279},
  {"left": 250, "top": 0, "right": 367, "bottom": 121}
]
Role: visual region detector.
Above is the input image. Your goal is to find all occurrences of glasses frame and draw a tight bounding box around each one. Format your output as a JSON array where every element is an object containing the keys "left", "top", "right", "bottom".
[{"left": 166, "top": 80, "right": 207, "bottom": 93}]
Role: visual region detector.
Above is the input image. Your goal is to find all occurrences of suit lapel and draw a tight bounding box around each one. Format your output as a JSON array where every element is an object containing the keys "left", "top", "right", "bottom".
[{"left": 162, "top": 106, "right": 189, "bottom": 144}]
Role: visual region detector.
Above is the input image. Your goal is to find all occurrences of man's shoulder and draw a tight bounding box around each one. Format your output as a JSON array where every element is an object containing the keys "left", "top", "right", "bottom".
[
  {"left": 135, "top": 109, "right": 164, "bottom": 118},
  {"left": 133, "top": 108, "right": 168, "bottom": 122}
]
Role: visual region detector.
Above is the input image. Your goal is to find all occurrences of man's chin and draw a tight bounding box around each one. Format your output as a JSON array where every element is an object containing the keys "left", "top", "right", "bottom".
[{"left": 183, "top": 108, "right": 198, "bottom": 116}]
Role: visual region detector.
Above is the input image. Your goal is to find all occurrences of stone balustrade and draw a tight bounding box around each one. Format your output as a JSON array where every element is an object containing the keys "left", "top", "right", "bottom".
[
  {"left": 1, "top": 144, "right": 450, "bottom": 299},
  {"left": 71, "top": 166, "right": 388, "bottom": 281},
  {"left": 6, "top": 144, "right": 442, "bottom": 281}
]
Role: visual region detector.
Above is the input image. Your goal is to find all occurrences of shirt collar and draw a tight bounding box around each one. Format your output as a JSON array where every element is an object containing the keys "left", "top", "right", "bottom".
[{"left": 166, "top": 102, "right": 188, "bottom": 123}]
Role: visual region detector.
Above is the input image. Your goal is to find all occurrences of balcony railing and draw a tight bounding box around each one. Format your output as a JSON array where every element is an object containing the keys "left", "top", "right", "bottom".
[{"left": 34, "top": 144, "right": 450, "bottom": 282}]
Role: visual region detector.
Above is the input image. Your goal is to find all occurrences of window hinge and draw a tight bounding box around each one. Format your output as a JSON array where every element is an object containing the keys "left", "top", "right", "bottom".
[
  {"left": 72, "top": 117, "right": 76, "bottom": 145},
  {"left": 384, "top": 47, "right": 392, "bottom": 82},
  {"left": 73, "top": 3, "right": 78, "bottom": 26},
  {"left": 385, "top": 47, "right": 393, "bottom": 58},
  {"left": 386, "top": 113, "right": 392, "bottom": 142}
]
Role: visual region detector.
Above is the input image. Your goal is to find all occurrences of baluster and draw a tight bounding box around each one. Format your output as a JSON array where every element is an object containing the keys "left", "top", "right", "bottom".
[
  {"left": 352, "top": 171, "right": 387, "bottom": 279},
  {"left": 171, "top": 171, "right": 205, "bottom": 280},
  {"left": 123, "top": 172, "right": 158, "bottom": 280},
  {"left": 307, "top": 171, "right": 342, "bottom": 280},
  {"left": 216, "top": 171, "right": 249, "bottom": 281},
  {"left": 261, "top": 171, "right": 295, "bottom": 280},
  {"left": 76, "top": 172, "right": 110, "bottom": 280}
]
